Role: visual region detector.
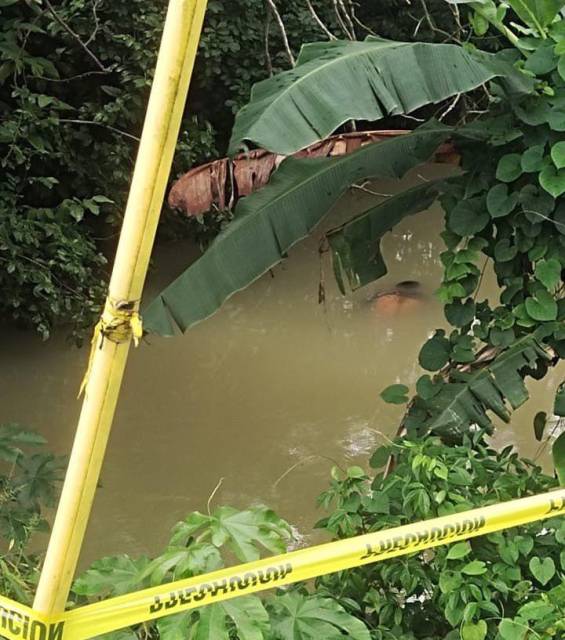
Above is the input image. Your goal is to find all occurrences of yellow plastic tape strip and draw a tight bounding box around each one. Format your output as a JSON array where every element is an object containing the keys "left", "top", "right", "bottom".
[{"left": 1, "top": 488, "right": 564, "bottom": 640}]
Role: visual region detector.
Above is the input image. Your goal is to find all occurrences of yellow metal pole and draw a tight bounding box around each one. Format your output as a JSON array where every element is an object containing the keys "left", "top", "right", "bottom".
[{"left": 33, "top": 0, "right": 208, "bottom": 615}]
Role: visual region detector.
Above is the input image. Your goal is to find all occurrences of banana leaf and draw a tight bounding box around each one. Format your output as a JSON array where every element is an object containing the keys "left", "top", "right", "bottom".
[
  {"left": 229, "top": 38, "right": 533, "bottom": 156},
  {"left": 427, "top": 335, "right": 550, "bottom": 436},
  {"left": 143, "top": 124, "right": 452, "bottom": 336}
]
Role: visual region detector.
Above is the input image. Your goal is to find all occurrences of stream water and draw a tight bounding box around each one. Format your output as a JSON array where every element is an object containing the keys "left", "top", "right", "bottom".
[{"left": 1, "top": 164, "right": 563, "bottom": 566}]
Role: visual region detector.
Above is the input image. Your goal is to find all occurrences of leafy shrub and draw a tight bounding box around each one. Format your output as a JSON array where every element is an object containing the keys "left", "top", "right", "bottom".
[
  {"left": 70, "top": 505, "right": 370, "bottom": 640},
  {"left": 0, "top": 424, "right": 64, "bottom": 603},
  {"left": 316, "top": 434, "right": 565, "bottom": 640}
]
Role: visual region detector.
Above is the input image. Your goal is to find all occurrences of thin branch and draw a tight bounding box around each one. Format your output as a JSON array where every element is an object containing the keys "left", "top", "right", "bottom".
[
  {"left": 206, "top": 477, "right": 224, "bottom": 516},
  {"left": 305, "top": 0, "right": 337, "bottom": 40},
  {"left": 333, "top": 0, "right": 354, "bottom": 39},
  {"left": 437, "top": 93, "right": 461, "bottom": 121},
  {"left": 30, "top": 69, "right": 109, "bottom": 83},
  {"left": 348, "top": 0, "right": 377, "bottom": 36},
  {"left": 351, "top": 183, "right": 393, "bottom": 198},
  {"left": 266, "top": 0, "right": 295, "bottom": 66},
  {"left": 43, "top": 0, "right": 107, "bottom": 71},
  {"left": 58, "top": 119, "right": 140, "bottom": 142},
  {"left": 264, "top": 9, "right": 273, "bottom": 76},
  {"left": 337, "top": 0, "right": 357, "bottom": 39},
  {"left": 85, "top": 0, "right": 102, "bottom": 46}
]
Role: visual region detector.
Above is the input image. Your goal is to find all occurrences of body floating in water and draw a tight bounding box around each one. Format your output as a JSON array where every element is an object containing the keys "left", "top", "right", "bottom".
[{"left": 370, "top": 281, "right": 424, "bottom": 316}]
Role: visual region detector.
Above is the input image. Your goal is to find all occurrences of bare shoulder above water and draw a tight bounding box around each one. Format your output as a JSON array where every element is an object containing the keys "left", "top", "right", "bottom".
[{"left": 369, "top": 281, "right": 425, "bottom": 316}]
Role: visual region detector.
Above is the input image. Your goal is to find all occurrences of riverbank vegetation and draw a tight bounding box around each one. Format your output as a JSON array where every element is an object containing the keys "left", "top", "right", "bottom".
[
  {"left": 0, "top": 0, "right": 452, "bottom": 339},
  {"left": 3, "top": 0, "right": 565, "bottom": 638}
]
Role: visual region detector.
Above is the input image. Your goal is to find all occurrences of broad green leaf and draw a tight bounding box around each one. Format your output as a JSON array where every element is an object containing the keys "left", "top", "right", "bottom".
[
  {"left": 496, "top": 153, "right": 523, "bottom": 182},
  {"left": 523, "top": 41, "right": 557, "bottom": 73},
  {"left": 369, "top": 446, "right": 391, "bottom": 469},
  {"left": 518, "top": 600, "right": 554, "bottom": 620},
  {"left": 499, "top": 618, "right": 527, "bottom": 640},
  {"left": 559, "top": 54, "right": 565, "bottom": 81},
  {"left": 144, "top": 126, "right": 451, "bottom": 335},
  {"left": 521, "top": 144, "right": 545, "bottom": 172},
  {"left": 462, "top": 560, "right": 487, "bottom": 575},
  {"left": 534, "top": 258, "right": 561, "bottom": 289},
  {"left": 0, "top": 424, "right": 46, "bottom": 463},
  {"left": 446, "top": 541, "right": 471, "bottom": 560},
  {"left": 439, "top": 570, "right": 463, "bottom": 594},
  {"left": 507, "top": 0, "right": 565, "bottom": 30},
  {"left": 494, "top": 239, "right": 518, "bottom": 262},
  {"left": 157, "top": 597, "right": 269, "bottom": 640},
  {"left": 328, "top": 180, "right": 446, "bottom": 292},
  {"left": 552, "top": 431, "right": 565, "bottom": 484},
  {"left": 72, "top": 555, "right": 151, "bottom": 597},
  {"left": 487, "top": 184, "right": 519, "bottom": 218},
  {"left": 380, "top": 384, "right": 409, "bottom": 404},
  {"left": 184, "top": 506, "right": 290, "bottom": 562},
  {"left": 419, "top": 331, "right": 451, "bottom": 371},
  {"left": 551, "top": 141, "right": 565, "bottom": 168},
  {"left": 141, "top": 543, "right": 222, "bottom": 584},
  {"left": 229, "top": 38, "right": 532, "bottom": 154},
  {"left": 546, "top": 105, "right": 565, "bottom": 130},
  {"left": 519, "top": 184, "right": 555, "bottom": 218},
  {"left": 529, "top": 556, "right": 555, "bottom": 585},
  {"left": 448, "top": 197, "right": 490, "bottom": 234},
  {"left": 525, "top": 288, "right": 558, "bottom": 321},
  {"left": 445, "top": 299, "right": 476, "bottom": 327},
  {"left": 462, "top": 620, "right": 487, "bottom": 640},
  {"left": 267, "top": 592, "right": 371, "bottom": 640}
]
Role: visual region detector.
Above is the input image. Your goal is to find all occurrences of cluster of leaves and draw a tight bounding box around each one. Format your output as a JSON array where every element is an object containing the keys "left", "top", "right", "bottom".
[
  {"left": 379, "top": 2, "right": 565, "bottom": 441},
  {"left": 316, "top": 434, "right": 565, "bottom": 640},
  {"left": 0, "top": 424, "right": 64, "bottom": 603},
  {"left": 0, "top": 0, "right": 215, "bottom": 338},
  {"left": 71, "top": 505, "right": 370, "bottom": 640}
]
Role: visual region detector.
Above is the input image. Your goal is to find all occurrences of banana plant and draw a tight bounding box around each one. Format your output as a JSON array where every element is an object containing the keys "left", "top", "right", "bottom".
[{"left": 143, "top": 35, "right": 532, "bottom": 334}]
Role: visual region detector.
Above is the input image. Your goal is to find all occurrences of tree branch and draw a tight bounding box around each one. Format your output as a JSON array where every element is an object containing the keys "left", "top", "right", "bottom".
[
  {"left": 305, "top": 0, "right": 337, "bottom": 40},
  {"left": 43, "top": 0, "right": 107, "bottom": 71},
  {"left": 266, "top": 0, "right": 295, "bottom": 66}
]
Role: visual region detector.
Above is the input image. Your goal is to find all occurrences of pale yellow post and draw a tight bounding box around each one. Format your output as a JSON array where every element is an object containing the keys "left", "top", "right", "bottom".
[{"left": 33, "top": 0, "right": 208, "bottom": 615}]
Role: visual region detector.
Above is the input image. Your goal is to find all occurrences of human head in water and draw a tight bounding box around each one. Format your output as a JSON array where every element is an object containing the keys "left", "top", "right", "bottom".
[
  {"left": 370, "top": 280, "right": 424, "bottom": 315},
  {"left": 394, "top": 280, "right": 422, "bottom": 294}
]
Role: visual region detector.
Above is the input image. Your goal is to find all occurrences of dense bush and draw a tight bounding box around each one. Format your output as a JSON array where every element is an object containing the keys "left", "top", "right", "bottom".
[{"left": 316, "top": 434, "right": 565, "bottom": 640}]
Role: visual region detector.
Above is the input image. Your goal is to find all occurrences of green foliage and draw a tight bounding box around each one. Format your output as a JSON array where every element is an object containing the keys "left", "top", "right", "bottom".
[
  {"left": 0, "top": 424, "right": 63, "bottom": 603},
  {"left": 72, "top": 505, "right": 369, "bottom": 640},
  {"left": 316, "top": 435, "right": 565, "bottom": 640},
  {"left": 0, "top": 0, "right": 215, "bottom": 337},
  {"left": 228, "top": 38, "right": 529, "bottom": 156}
]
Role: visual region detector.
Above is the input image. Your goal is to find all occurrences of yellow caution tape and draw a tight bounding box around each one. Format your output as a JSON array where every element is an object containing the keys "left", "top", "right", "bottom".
[
  {"left": 78, "top": 298, "right": 143, "bottom": 397},
  {"left": 2, "top": 488, "right": 564, "bottom": 640}
]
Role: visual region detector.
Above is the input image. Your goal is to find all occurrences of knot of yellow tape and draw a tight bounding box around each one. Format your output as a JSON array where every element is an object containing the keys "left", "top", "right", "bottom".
[{"left": 79, "top": 299, "right": 143, "bottom": 397}]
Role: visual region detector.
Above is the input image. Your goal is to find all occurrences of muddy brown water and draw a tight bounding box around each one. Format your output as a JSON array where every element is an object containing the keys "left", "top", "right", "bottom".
[{"left": 1, "top": 164, "right": 563, "bottom": 566}]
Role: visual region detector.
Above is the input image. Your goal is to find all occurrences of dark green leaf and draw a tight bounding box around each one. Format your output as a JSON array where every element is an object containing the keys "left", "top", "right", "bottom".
[
  {"left": 380, "top": 384, "right": 409, "bottom": 405},
  {"left": 487, "top": 184, "right": 518, "bottom": 218},
  {"left": 496, "top": 153, "right": 523, "bottom": 182},
  {"left": 419, "top": 332, "right": 451, "bottom": 371}
]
